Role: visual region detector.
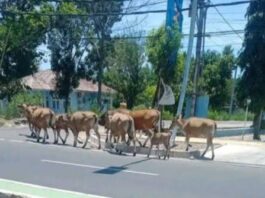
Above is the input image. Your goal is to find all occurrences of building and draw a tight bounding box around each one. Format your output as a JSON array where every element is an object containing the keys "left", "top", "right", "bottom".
[{"left": 21, "top": 70, "right": 114, "bottom": 113}]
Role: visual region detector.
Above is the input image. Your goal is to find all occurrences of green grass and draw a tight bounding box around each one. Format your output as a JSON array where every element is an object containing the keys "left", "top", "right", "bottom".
[{"left": 208, "top": 109, "right": 254, "bottom": 121}]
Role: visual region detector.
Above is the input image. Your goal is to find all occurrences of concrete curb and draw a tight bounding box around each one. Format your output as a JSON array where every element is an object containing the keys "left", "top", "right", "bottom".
[{"left": 103, "top": 142, "right": 203, "bottom": 159}]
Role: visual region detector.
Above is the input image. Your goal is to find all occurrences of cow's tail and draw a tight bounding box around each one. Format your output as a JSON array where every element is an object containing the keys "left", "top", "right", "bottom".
[
  {"left": 94, "top": 114, "right": 98, "bottom": 126},
  {"left": 213, "top": 122, "right": 217, "bottom": 137},
  {"left": 49, "top": 111, "right": 56, "bottom": 129},
  {"left": 156, "top": 110, "right": 161, "bottom": 133},
  {"left": 128, "top": 117, "right": 135, "bottom": 140}
]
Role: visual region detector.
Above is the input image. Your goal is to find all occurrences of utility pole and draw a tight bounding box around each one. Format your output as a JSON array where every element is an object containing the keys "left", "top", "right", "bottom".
[
  {"left": 190, "top": 0, "right": 208, "bottom": 116},
  {"left": 229, "top": 65, "right": 238, "bottom": 115},
  {"left": 176, "top": 0, "right": 198, "bottom": 116},
  {"left": 171, "top": 0, "right": 197, "bottom": 146},
  {"left": 166, "top": 0, "right": 184, "bottom": 30}
]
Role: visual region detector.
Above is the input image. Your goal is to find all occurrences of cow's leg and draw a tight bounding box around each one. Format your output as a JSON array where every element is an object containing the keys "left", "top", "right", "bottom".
[
  {"left": 53, "top": 128, "right": 57, "bottom": 144},
  {"left": 147, "top": 144, "right": 153, "bottom": 158},
  {"left": 185, "top": 136, "right": 190, "bottom": 151},
  {"left": 36, "top": 128, "right": 41, "bottom": 143},
  {"left": 56, "top": 129, "right": 63, "bottom": 143},
  {"left": 157, "top": 144, "right": 161, "bottom": 159},
  {"left": 119, "top": 133, "right": 126, "bottom": 155},
  {"left": 82, "top": 130, "right": 90, "bottom": 149},
  {"left": 109, "top": 133, "right": 114, "bottom": 148},
  {"left": 72, "top": 128, "right": 78, "bottom": 147},
  {"left": 201, "top": 138, "right": 211, "bottom": 158},
  {"left": 143, "top": 129, "right": 153, "bottom": 147},
  {"left": 105, "top": 129, "right": 109, "bottom": 143},
  {"left": 63, "top": 129, "right": 69, "bottom": 145},
  {"left": 94, "top": 125, "right": 101, "bottom": 150},
  {"left": 132, "top": 134, "right": 137, "bottom": 156},
  {"left": 210, "top": 139, "right": 215, "bottom": 160},
  {"left": 135, "top": 137, "right": 142, "bottom": 147},
  {"left": 42, "top": 128, "right": 48, "bottom": 143},
  {"left": 29, "top": 123, "right": 36, "bottom": 138},
  {"left": 73, "top": 135, "right": 78, "bottom": 147},
  {"left": 164, "top": 143, "right": 170, "bottom": 160}
]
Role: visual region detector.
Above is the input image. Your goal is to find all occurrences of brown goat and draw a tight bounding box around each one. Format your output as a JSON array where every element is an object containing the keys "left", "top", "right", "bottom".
[
  {"left": 147, "top": 130, "right": 172, "bottom": 160},
  {"left": 68, "top": 111, "right": 101, "bottom": 149},
  {"left": 170, "top": 115, "right": 217, "bottom": 160}
]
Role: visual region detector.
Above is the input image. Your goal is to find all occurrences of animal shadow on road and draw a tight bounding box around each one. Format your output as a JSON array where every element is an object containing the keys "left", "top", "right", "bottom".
[
  {"left": 19, "top": 133, "right": 37, "bottom": 139},
  {"left": 94, "top": 158, "right": 151, "bottom": 175}
]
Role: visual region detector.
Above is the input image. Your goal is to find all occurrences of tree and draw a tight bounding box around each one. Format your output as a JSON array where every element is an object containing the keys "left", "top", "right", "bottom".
[
  {"left": 104, "top": 39, "right": 146, "bottom": 109},
  {"left": 199, "top": 46, "right": 235, "bottom": 109},
  {"left": 80, "top": 0, "right": 124, "bottom": 107},
  {"left": 48, "top": 2, "right": 88, "bottom": 112},
  {"left": 237, "top": 1, "right": 265, "bottom": 140},
  {"left": 146, "top": 23, "right": 181, "bottom": 107},
  {"left": 0, "top": 0, "right": 50, "bottom": 100}
]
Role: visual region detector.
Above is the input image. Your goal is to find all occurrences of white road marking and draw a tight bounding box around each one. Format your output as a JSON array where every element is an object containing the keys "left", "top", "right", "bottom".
[
  {"left": 0, "top": 178, "right": 110, "bottom": 198},
  {"left": 42, "top": 159, "right": 159, "bottom": 176}
]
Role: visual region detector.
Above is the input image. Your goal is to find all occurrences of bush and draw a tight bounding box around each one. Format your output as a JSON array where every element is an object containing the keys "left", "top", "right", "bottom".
[
  {"left": 133, "top": 104, "right": 147, "bottom": 110},
  {"left": 1, "top": 92, "right": 43, "bottom": 119},
  {"left": 208, "top": 109, "right": 254, "bottom": 121},
  {"left": 162, "top": 110, "right": 174, "bottom": 120}
]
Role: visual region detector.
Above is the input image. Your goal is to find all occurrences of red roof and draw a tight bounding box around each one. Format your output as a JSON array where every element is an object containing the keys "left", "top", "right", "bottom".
[{"left": 22, "top": 70, "right": 115, "bottom": 93}]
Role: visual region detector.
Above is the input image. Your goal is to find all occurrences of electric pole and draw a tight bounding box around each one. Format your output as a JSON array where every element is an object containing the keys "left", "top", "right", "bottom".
[
  {"left": 229, "top": 65, "right": 238, "bottom": 115},
  {"left": 176, "top": 0, "right": 198, "bottom": 116},
  {"left": 190, "top": 0, "right": 208, "bottom": 116}
]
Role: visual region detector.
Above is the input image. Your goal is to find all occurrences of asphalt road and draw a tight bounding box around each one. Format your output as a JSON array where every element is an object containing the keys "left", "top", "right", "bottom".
[{"left": 0, "top": 127, "right": 265, "bottom": 198}]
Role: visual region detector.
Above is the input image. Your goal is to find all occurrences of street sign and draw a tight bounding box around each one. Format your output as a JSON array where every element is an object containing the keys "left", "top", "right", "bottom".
[{"left": 158, "top": 79, "right": 175, "bottom": 105}]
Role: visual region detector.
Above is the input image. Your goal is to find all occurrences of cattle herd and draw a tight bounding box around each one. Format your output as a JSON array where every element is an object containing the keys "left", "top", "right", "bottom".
[{"left": 18, "top": 103, "right": 217, "bottom": 160}]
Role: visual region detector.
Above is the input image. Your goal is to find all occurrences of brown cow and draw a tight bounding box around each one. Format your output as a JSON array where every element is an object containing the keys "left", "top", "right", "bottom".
[
  {"left": 99, "top": 108, "right": 161, "bottom": 147},
  {"left": 54, "top": 114, "right": 70, "bottom": 144},
  {"left": 68, "top": 111, "right": 101, "bottom": 149},
  {"left": 109, "top": 112, "right": 137, "bottom": 156},
  {"left": 30, "top": 107, "right": 56, "bottom": 143},
  {"left": 169, "top": 115, "right": 217, "bottom": 160},
  {"left": 129, "top": 109, "right": 161, "bottom": 147},
  {"left": 18, "top": 104, "right": 39, "bottom": 138},
  {"left": 99, "top": 108, "right": 131, "bottom": 143}
]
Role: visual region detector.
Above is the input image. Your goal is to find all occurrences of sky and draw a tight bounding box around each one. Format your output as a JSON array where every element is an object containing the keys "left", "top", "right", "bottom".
[{"left": 40, "top": 0, "right": 248, "bottom": 70}]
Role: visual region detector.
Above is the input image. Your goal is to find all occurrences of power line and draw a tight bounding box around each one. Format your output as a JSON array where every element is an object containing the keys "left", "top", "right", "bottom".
[
  {"left": 211, "top": 3, "right": 244, "bottom": 41},
  {"left": 1, "top": 0, "right": 252, "bottom": 18}
]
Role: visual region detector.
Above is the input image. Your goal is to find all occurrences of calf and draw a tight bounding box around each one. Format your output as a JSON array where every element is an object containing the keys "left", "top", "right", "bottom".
[
  {"left": 169, "top": 115, "right": 217, "bottom": 160},
  {"left": 147, "top": 130, "right": 172, "bottom": 160}
]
